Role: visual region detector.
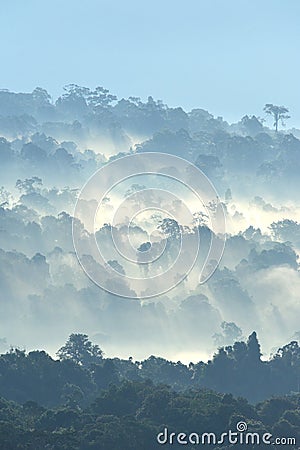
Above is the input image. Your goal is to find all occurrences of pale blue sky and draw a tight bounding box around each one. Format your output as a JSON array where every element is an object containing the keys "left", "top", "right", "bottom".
[{"left": 0, "top": 0, "right": 299, "bottom": 126}]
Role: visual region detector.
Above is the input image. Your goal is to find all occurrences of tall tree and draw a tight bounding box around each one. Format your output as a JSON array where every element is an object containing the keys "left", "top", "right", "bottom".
[
  {"left": 247, "top": 331, "right": 262, "bottom": 363},
  {"left": 263, "top": 104, "right": 290, "bottom": 132},
  {"left": 57, "top": 333, "right": 103, "bottom": 366}
]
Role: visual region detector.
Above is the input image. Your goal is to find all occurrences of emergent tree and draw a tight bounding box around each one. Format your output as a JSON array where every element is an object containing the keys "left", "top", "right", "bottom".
[{"left": 263, "top": 104, "right": 290, "bottom": 132}]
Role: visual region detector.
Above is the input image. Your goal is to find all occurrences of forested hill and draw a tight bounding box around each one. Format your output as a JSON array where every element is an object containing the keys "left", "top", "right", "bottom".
[
  {"left": 1, "top": 85, "right": 300, "bottom": 205},
  {"left": 0, "top": 86, "right": 300, "bottom": 448},
  {"left": 0, "top": 382, "right": 299, "bottom": 450},
  {"left": 1, "top": 87, "right": 299, "bottom": 196},
  {"left": 0, "top": 333, "right": 299, "bottom": 407},
  {"left": 0, "top": 333, "right": 300, "bottom": 449},
  {"left": 1, "top": 87, "right": 300, "bottom": 363}
]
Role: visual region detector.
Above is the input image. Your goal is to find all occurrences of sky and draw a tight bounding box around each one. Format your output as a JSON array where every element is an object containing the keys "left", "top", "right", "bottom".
[{"left": 0, "top": 0, "right": 300, "bottom": 126}]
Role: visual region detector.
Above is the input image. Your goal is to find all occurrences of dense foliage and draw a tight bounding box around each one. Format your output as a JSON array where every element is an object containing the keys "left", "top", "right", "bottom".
[
  {"left": 0, "top": 378, "right": 299, "bottom": 449},
  {"left": 0, "top": 333, "right": 299, "bottom": 409},
  {"left": 1, "top": 87, "right": 300, "bottom": 447},
  {"left": 1, "top": 87, "right": 300, "bottom": 363}
]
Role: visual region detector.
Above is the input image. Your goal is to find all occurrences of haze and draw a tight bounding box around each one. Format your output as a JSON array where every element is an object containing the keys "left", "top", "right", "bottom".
[{"left": 1, "top": 0, "right": 300, "bottom": 126}]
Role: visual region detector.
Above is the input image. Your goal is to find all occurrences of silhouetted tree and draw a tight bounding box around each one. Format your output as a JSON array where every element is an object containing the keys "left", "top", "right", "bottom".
[
  {"left": 56, "top": 333, "right": 103, "bottom": 366},
  {"left": 264, "top": 104, "right": 290, "bottom": 132}
]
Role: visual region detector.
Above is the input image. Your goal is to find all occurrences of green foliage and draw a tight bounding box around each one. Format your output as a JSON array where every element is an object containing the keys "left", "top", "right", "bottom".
[
  {"left": 0, "top": 381, "right": 299, "bottom": 449},
  {"left": 0, "top": 87, "right": 299, "bottom": 447},
  {"left": 0, "top": 335, "right": 298, "bottom": 448},
  {"left": 0, "top": 333, "right": 300, "bottom": 410}
]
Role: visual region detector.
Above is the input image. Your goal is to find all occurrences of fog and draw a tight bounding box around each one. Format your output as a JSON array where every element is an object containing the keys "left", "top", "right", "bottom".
[{"left": 0, "top": 86, "right": 299, "bottom": 363}]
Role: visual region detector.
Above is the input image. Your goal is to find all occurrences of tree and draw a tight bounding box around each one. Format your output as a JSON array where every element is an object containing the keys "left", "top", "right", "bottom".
[
  {"left": 269, "top": 219, "right": 300, "bottom": 244},
  {"left": 56, "top": 333, "right": 103, "bottom": 366},
  {"left": 32, "top": 87, "right": 51, "bottom": 105},
  {"left": 247, "top": 331, "right": 262, "bottom": 363},
  {"left": 263, "top": 104, "right": 290, "bottom": 132},
  {"left": 61, "top": 84, "right": 90, "bottom": 100},
  {"left": 158, "top": 218, "right": 181, "bottom": 239},
  {"left": 87, "top": 86, "right": 117, "bottom": 110},
  {"left": 61, "top": 383, "right": 84, "bottom": 408},
  {"left": 240, "top": 114, "right": 263, "bottom": 135},
  {"left": 213, "top": 321, "right": 243, "bottom": 348},
  {"left": 16, "top": 176, "right": 42, "bottom": 194}
]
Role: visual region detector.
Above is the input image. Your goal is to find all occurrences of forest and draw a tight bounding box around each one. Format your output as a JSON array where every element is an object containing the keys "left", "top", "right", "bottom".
[
  {"left": 0, "top": 86, "right": 300, "bottom": 360},
  {"left": 0, "top": 85, "right": 300, "bottom": 448},
  {"left": 0, "top": 333, "right": 299, "bottom": 449}
]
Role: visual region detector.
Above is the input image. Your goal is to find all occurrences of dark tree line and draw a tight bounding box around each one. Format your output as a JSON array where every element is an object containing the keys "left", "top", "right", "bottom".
[{"left": 0, "top": 333, "right": 299, "bottom": 410}]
